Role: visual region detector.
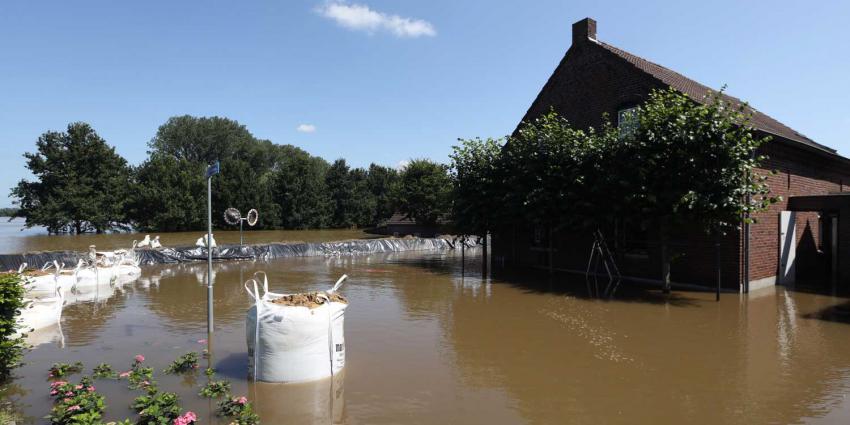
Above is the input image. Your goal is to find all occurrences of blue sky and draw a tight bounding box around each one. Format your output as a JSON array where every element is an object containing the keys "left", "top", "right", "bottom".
[{"left": 1, "top": 0, "right": 849, "bottom": 207}]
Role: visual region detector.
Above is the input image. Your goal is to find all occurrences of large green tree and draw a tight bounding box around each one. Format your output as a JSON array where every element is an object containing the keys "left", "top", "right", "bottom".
[
  {"left": 623, "top": 88, "right": 777, "bottom": 291},
  {"left": 130, "top": 116, "right": 282, "bottom": 231},
  {"left": 366, "top": 164, "right": 398, "bottom": 225},
  {"left": 449, "top": 137, "right": 504, "bottom": 237},
  {"left": 11, "top": 122, "right": 132, "bottom": 234},
  {"left": 393, "top": 159, "right": 451, "bottom": 226},
  {"left": 271, "top": 148, "right": 332, "bottom": 229}
]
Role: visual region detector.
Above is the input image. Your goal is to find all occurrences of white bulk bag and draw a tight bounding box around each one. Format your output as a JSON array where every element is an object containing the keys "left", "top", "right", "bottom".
[{"left": 245, "top": 273, "right": 348, "bottom": 383}]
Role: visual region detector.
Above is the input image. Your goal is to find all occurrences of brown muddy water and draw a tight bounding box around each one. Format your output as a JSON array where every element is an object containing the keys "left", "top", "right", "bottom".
[
  {"left": 4, "top": 248, "right": 850, "bottom": 424},
  {"left": 0, "top": 217, "right": 371, "bottom": 254}
]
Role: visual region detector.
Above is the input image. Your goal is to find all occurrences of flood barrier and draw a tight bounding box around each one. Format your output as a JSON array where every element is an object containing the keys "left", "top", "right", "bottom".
[{"left": 0, "top": 237, "right": 466, "bottom": 270}]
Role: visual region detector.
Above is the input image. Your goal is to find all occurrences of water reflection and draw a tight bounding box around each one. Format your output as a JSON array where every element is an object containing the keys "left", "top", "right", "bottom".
[{"left": 249, "top": 373, "right": 345, "bottom": 424}]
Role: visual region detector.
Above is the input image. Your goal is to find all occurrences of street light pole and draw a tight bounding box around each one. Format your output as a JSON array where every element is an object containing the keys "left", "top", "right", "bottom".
[{"left": 205, "top": 161, "right": 220, "bottom": 336}]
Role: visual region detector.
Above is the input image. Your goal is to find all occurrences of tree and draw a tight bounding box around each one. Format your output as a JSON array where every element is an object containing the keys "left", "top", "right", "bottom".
[
  {"left": 325, "top": 159, "right": 357, "bottom": 228},
  {"left": 450, "top": 137, "right": 504, "bottom": 237},
  {"left": 366, "top": 164, "right": 399, "bottom": 225},
  {"left": 623, "top": 88, "right": 777, "bottom": 291},
  {"left": 272, "top": 149, "right": 332, "bottom": 229},
  {"left": 393, "top": 159, "right": 451, "bottom": 226},
  {"left": 11, "top": 123, "right": 132, "bottom": 234},
  {"left": 349, "top": 167, "right": 377, "bottom": 228},
  {"left": 131, "top": 115, "right": 282, "bottom": 231}
]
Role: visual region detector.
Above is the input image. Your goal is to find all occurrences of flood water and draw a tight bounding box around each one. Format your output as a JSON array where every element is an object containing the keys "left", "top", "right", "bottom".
[
  {"left": 4, "top": 247, "right": 850, "bottom": 424},
  {"left": 0, "top": 217, "right": 370, "bottom": 254}
]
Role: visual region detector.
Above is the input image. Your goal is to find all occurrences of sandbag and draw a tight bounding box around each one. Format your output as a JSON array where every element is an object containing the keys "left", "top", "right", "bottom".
[{"left": 245, "top": 273, "right": 348, "bottom": 383}]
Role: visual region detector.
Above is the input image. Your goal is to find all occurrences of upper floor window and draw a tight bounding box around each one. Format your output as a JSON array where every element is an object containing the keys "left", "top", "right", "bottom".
[{"left": 617, "top": 107, "right": 639, "bottom": 138}]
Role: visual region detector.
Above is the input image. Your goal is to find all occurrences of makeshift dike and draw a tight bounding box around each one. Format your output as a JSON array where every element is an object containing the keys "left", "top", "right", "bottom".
[{"left": 0, "top": 237, "right": 461, "bottom": 270}]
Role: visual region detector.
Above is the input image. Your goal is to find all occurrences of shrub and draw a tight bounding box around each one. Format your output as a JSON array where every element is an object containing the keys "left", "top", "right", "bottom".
[
  {"left": 199, "top": 379, "right": 231, "bottom": 398},
  {"left": 164, "top": 352, "right": 199, "bottom": 374},
  {"left": 0, "top": 272, "right": 26, "bottom": 382},
  {"left": 218, "top": 396, "right": 260, "bottom": 425}
]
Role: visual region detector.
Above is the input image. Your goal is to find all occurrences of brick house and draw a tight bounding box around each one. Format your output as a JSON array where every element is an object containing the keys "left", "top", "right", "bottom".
[{"left": 492, "top": 18, "right": 850, "bottom": 292}]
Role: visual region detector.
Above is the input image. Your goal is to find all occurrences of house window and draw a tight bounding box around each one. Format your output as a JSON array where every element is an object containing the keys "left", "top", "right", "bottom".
[{"left": 617, "top": 107, "right": 639, "bottom": 137}]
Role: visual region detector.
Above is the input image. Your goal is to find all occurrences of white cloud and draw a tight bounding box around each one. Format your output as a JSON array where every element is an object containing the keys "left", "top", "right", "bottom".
[
  {"left": 317, "top": 2, "right": 436, "bottom": 38},
  {"left": 396, "top": 160, "right": 410, "bottom": 170},
  {"left": 296, "top": 124, "right": 316, "bottom": 133}
]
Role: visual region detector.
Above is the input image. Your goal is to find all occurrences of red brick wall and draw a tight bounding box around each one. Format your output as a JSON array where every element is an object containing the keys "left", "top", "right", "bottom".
[{"left": 746, "top": 141, "right": 849, "bottom": 284}]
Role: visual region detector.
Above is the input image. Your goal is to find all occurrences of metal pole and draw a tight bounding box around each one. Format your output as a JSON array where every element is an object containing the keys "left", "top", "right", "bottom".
[
  {"left": 207, "top": 175, "right": 214, "bottom": 335},
  {"left": 715, "top": 238, "right": 721, "bottom": 302},
  {"left": 240, "top": 218, "right": 244, "bottom": 246}
]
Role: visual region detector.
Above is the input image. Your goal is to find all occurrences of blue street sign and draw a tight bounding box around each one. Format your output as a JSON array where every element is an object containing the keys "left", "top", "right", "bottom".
[{"left": 205, "top": 160, "right": 220, "bottom": 179}]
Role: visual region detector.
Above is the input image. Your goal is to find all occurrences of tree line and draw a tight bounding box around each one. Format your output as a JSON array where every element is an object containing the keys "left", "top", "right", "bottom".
[
  {"left": 11, "top": 116, "right": 451, "bottom": 234},
  {"left": 11, "top": 88, "right": 778, "bottom": 291}
]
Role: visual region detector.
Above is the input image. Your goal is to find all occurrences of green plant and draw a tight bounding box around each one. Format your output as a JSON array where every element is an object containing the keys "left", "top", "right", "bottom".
[
  {"left": 163, "top": 352, "right": 199, "bottom": 374},
  {"left": 218, "top": 396, "right": 260, "bottom": 425},
  {"left": 92, "top": 363, "right": 117, "bottom": 379},
  {"left": 47, "top": 377, "right": 106, "bottom": 425},
  {"left": 48, "top": 362, "right": 84, "bottom": 379},
  {"left": 199, "top": 379, "right": 231, "bottom": 398},
  {"left": 0, "top": 272, "right": 26, "bottom": 382},
  {"left": 132, "top": 386, "right": 182, "bottom": 425},
  {"left": 119, "top": 356, "right": 153, "bottom": 389}
]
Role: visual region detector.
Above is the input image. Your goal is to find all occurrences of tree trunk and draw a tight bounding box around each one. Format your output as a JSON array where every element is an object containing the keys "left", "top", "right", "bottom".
[
  {"left": 660, "top": 219, "right": 671, "bottom": 294},
  {"left": 74, "top": 221, "right": 82, "bottom": 235}
]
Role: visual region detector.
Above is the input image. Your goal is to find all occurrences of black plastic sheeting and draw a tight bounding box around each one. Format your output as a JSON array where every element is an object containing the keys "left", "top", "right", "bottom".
[{"left": 1, "top": 237, "right": 475, "bottom": 271}]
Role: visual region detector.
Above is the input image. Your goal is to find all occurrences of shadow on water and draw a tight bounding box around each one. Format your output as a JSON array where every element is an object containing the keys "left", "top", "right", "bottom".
[
  {"left": 388, "top": 249, "right": 700, "bottom": 307},
  {"left": 803, "top": 300, "right": 850, "bottom": 325}
]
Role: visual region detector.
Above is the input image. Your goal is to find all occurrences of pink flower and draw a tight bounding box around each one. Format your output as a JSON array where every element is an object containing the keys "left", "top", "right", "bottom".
[
  {"left": 88, "top": 386, "right": 95, "bottom": 392},
  {"left": 65, "top": 391, "right": 73, "bottom": 396},
  {"left": 173, "top": 411, "right": 197, "bottom": 425},
  {"left": 142, "top": 380, "right": 150, "bottom": 387},
  {"left": 197, "top": 339, "right": 207, "bottom": 344},
  {"left": 66, "top": 405, "right": 81, "bottom": 412},
  {"left": 50, "top": 390, "right": 58, "bottom": 396},
  {"left": 50, "top": 381, "right": 67, "bottom": 388},
  {"left": 134, "top": 354, "right": 145, "bottom": 363},
  {"left": 63, "top": 397, "right": 72, "bottom": 403},
  {"left": 75, "top": 385, "right": 83, "bottom": 390},
  {"left": 119, "top": 371, "right": 131, "bottom": 378},
  {"left": 234, "top": 396, "right": 248, "bottom": 405}
]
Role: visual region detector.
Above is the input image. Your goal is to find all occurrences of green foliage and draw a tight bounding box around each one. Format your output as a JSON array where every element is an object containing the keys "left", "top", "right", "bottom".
[
  {"left": 121, "top": 356, "right": 154, "bottom": 390},
  {"left": 217, "top": 396, "right": 260, "bottom": 425},
  {"left": 449, "top": 138, "right": 505, "bottom": 236},
  {"left": 0, "top": 208, "right": 19, "bottom": 217},
  {"left": 11, "top": 123, "right": 133, "bottom": 234},
  {"left": 47, "top": 377, "right": 106, "bottom": 425},
  {"left": 0, "top": 272, "right": 26, "bottom": 382},
  {"left": 198, "top": 379, "right": 231, "bottom": 398},
  {"left": 624, "top": 87, "right": 776, "bottom": 230},
  {"left": 272, "top": 152, "right": 332, "bottom": 229},
  {"left": 130, "top": 116, "right": 283, "bottom": 231},
  {"left": 92, "top": 363, "right": 117, "bottom": 379},
  {"left": 132, "top": 386, "right": 182, "bottom": 425},
  {"left": 163, "top": 352, "right": 199, "bottom": 374},
  {"left": 366, "top": 163, "right": 399, "bottom": 224},
  {"left": 393, "top": 159, "right": 452, "bottom": 226},
  {"left": 48, "top": 362, "right": 84, "bottom": 379}
]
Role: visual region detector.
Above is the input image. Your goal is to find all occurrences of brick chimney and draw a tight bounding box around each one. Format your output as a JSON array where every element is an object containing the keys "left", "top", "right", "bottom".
[{"left": 572, "top": 17, "right": 597, "bottom": 44}]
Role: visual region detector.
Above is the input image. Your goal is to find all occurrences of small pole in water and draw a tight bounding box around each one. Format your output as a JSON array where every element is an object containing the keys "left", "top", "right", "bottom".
[
  {"left": 205, "top": 160, "right": 220, "bottom": 335},
  {"left": 715, "top": 232, "right": 721, "bottom": 302}
]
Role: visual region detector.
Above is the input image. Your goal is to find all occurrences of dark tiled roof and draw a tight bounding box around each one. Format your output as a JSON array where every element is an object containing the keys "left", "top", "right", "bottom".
[{"left": 595, "top": 40, "right": 836, "bottom": 154}]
